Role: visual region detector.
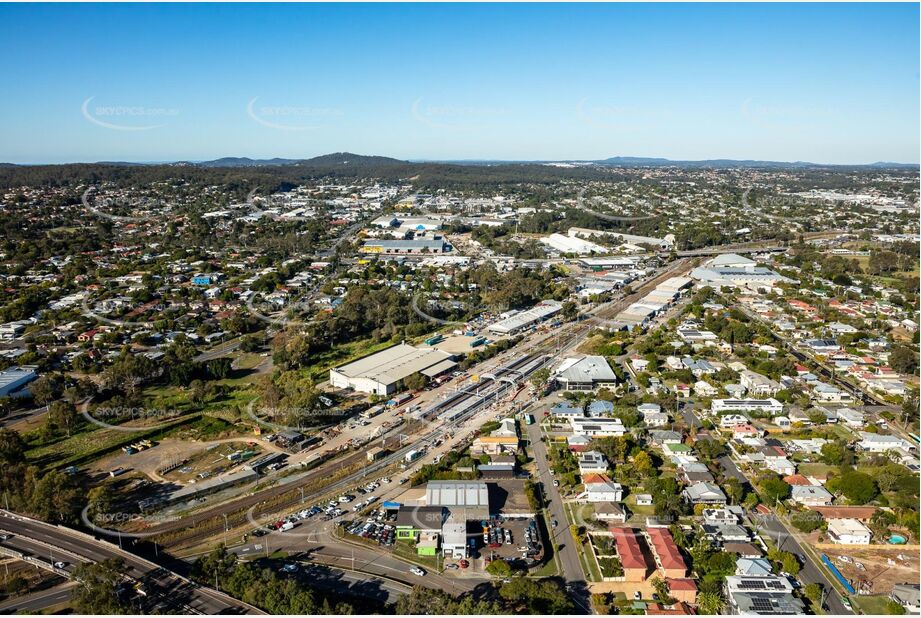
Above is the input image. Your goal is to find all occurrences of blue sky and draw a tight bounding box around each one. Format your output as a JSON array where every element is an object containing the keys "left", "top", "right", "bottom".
[{"left": 0, "top": 3, "right": 918, "bottom": 164}]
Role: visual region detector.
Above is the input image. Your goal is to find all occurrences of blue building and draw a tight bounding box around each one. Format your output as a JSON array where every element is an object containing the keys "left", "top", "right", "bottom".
[
  {"left": 587, "top": 400, "right": 615, "bottom": 416},
  {"left": 0, "top": 366, "right": 38, "bottom": 398}
]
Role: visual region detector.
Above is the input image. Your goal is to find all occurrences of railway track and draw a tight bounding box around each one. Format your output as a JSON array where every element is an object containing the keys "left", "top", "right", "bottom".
[{"left": 144, "top": 259, "right": 694, "bottom": 549}]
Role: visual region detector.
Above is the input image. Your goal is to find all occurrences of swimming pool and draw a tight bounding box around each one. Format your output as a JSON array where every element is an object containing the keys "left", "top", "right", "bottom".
[{"left": 888, "top": 535, "right": 907, "bottom": 544}]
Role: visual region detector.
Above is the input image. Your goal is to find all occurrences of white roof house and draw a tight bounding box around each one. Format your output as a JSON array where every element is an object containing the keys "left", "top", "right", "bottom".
[
  {"left": 578, "top": 474, "right": 624, "bottom": 502},
  {"left": 858, "top": 432, "right": 914, "bottom": 453},
  {"left": 790, "top": 485, "right": 833, "bottom": 506},
  {"left": 826, "top": 518, "right": 872, "bottom": 545},
  {"left": 570, "top": 416, "right": 625, "bottom": 437},
  {"left": 682, "top": 482, "right": 727, "bottom": 505}
]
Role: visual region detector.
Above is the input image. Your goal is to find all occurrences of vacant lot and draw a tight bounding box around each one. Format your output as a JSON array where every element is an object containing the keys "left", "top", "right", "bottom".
[{"left": 821, "top": 545, "right": 919, "bottom": 595}]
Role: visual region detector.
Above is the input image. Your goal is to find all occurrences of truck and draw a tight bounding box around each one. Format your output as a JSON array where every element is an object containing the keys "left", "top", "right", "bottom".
[{"left": 404, "top": 450, "right": 423, "bottom": 464}]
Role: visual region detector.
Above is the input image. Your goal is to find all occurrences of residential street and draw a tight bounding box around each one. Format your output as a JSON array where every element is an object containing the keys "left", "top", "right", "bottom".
[
  {"left": 720, "top": 457, "right": 853, "bottom": 615},
  {"left": 525, "top": 415, "right": 592, "bottom": 614}
]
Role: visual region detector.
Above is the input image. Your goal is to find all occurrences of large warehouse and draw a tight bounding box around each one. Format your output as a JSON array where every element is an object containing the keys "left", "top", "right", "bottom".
[{"left": 329, "top": 343, "right": 456, "bottom": 396}]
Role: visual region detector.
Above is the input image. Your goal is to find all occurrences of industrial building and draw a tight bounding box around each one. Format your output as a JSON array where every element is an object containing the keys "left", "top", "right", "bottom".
[
  {"left": 540, "top": 232, "right": 607, "bottom": 255},
  {"left": 329, "top": 343, "right": 456, "bottom": 396},
  {"left": 487, "top": 300, "right": 562, "bottom": 335},
  {"left": 0, "top": 365, "right": 38, "bottom": 398},
  {"left": 360, "top": 238, "right": 450, "bottom": 255},
  {"left": 554, "top": 355, "right": 619, "bottom": 391},
  {"left": 690, "top": 254, "right": 790, "bottom": 289}
]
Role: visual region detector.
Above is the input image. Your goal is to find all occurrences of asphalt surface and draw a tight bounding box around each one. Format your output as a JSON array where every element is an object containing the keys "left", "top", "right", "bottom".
[
  {"left": 754, "top": 513, "right": 852, "bottom": 615},
  {"left": 525, "top": 419, "right": 592, "bottom": 614},
  {"left": 0, "top": 512, "right": 262, "bottom": 614},
  {"left": 0, "top": 582, "right": 75, "bottom": 614}
]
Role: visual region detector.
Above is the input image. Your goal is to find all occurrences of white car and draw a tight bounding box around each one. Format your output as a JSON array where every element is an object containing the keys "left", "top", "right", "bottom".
[
  {"left": 409, "top": 567, "right": 426, "bottom": 576},
  {"left": 53, "top": 561, "right": 67, "bottom": 569}
]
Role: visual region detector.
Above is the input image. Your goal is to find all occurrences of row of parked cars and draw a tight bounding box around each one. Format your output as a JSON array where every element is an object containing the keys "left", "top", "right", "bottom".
[
  {"left": 347, "top": 520, "right": 395, "bottom": 546},
  {"left": 483, "top": 525, "right": 513, "bottom": 548}
]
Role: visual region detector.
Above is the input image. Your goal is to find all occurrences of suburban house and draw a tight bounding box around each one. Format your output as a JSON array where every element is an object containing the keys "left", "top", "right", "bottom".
[
  {"left": 890, "top": 584, "right": 921, "bottom": 614},
  {"left": 578, "top": 450, "right": 610, "bottom": 475},
  {"left": 790, "top": 485, "right": 833, "bottom": 507},
  {"left": 570, "top": 416, "right": 626, "bottom": 437},
  {"left": 579, "top": 474, "right": 624, "bottom": 502},
  {"left": 682, "top": 482, "right": 728, "bottom": 505},
  {"left": 725, "top": 575, "right": 804, "bottom": 615},
  {"left": 826, "top": 518, "right": 872, "bottom": 545}
]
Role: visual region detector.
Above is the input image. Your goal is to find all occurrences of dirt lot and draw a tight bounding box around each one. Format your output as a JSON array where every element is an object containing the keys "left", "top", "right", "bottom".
[
  {"left": 87, "top": 436, "right": 281, "bottom": 481},
  {"left": 821, "top": 544, "right": 920, "bottom": 595}
]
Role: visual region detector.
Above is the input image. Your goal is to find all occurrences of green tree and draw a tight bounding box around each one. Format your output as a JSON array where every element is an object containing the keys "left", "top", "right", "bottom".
[
  {"left": 781, "top": 553, "right": 800, "bottom": 576},
  {"left": 486, "top": 558, "right": 513, "bottom": 577},
  {"left": 804, "top": 583, "right": 823, "bottom": 609},
  {"left": 839, "top": 471, "right": 878, "bottom": 504},
  {"left": 820, "top": 441, "right": 854, "bottom": 466},
  {"left": 697, "top": 590, "right": 724, "bottom": 615},
  {"left": 757, "top": 474, "right": 790, "bottom": 505},
  {"left": 72, "top": 558, "right": 131, "bottom": 614},
  {"left": 47, "top": 400, "right": 79, "bottom": 436},
  {"left": 403, "top": 372, "right": 428, "bottom": 392}
]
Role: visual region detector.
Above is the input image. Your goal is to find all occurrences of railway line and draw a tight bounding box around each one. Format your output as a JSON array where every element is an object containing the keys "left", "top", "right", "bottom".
[{"left": 113, "top": 258, "right": 695, "bottom": 552}]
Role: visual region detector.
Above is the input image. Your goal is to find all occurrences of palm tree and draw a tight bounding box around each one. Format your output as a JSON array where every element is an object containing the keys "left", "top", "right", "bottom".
[{"left": 697, "top": 590, "right": 724, "bottom": 615}]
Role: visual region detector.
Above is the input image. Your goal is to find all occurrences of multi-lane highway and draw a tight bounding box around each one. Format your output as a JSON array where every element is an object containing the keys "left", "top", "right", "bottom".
[{"left": 0, "top": 512, "right": 262, "bottom": 614}]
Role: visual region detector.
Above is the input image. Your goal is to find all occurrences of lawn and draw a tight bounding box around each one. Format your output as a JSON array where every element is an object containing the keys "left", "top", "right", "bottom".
[
  {"left": 27, "top": 415, "right": 195, "bottom": 468},
  {"left": 798, "top": 462, "right": 835, "bottom": 477},
  {"left": 391, "top": 540, "right": 442, "bottom": 571},
  {"left": 300, "top": 337, "right": 400, "bottom": 382},
  {"left": 852, "top": 594, "right": 901, "bottom": 615}
]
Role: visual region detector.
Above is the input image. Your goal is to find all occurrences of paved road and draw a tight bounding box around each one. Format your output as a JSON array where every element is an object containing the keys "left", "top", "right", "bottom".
[
  {"left": 525, "top": 419, "right": 591, "bottom": 614},
  {"left": 718, "top": 459, "right": 852, "bottom": 615},
  {"left": 0, "top": 582, "right": 75, "bottom": 614},
  {"left": 0, "top": 512, "right": 262, "bottom": 614},
  {"left": 194, "top": 339, "right": 242, "bottom": 363},
  {"left": 754, "top": 513, "right": 852, "bottom": 615}
]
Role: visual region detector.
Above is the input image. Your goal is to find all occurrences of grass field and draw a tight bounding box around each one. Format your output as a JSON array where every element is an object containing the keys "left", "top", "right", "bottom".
[
  {"left": 301, "top": 338, "right": 400, "bottom": 382},
  {"left": 851, "top": 594, "right": 901, "bottom": 615}
]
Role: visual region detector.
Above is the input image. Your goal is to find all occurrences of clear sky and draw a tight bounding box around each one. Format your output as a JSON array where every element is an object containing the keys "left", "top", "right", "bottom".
[{"left": 1, "top": 3, "right": 918, "bottom": 164}]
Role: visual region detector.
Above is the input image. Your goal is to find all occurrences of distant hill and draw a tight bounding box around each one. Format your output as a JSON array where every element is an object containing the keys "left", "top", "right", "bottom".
[{"left": 297, "top": 152, "right": 408, "bottom": 167}]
